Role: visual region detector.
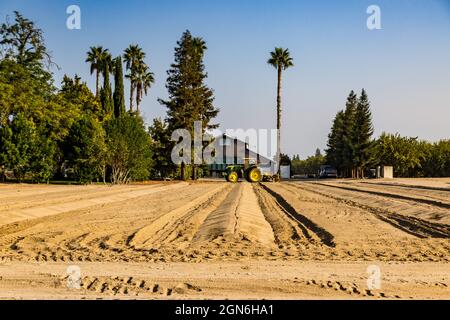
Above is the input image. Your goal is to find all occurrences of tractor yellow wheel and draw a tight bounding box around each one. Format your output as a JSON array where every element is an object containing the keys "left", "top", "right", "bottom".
[
  {"left": 248, "top": 167, "right": 262, "bottom": 183},
  {"left": 227, "top": 171, "right": 239, "bottom": 183}
]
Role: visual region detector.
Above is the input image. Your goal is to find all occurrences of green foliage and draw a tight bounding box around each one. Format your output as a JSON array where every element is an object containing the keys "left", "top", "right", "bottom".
[
  {"left": 267, "top": 47, "right": 294, "bottom": 71},
  {"left": 105, "top": 114, "right": 152, "bottom": 184},
  {"left": 148, "top": 118, "right": 176, "bottom": 178},
  {"left": 100, "top": 52, "right": 113, "bottom": 116},
  {"left": 0, "top": 113, "right": 56, "bottom": 182},
  {"left": 372, "top": 133, "right": 450, "bottom": 178},
  {"left": 134, "top": 62, "right": 154, "bottom": 112},
  {"left": 85, "top": 46, "right": 107, "bottom": 97},
  {"left": 0, "top": 11, "right": 52, "bottom": 69},
  {"left": 326, "top": 90, "right": 374, "bottom": 178},
  {"left": 280, "top": 153, "right": 291, "bottom": 166},
  {"left": 0, "top": 11, "right": 160, "bottom": 184},
  {"left": 124, "top": 44, "right": 146, "bottom": 112},
  {"left": 159, "top": 30, "right": 219, "bottom": 132},
  {"left": 113, "top": 56, "right": 126, "bottom": 118},
  {"left": 63, "top": 115, "right": 107, "bottom": 183},
  {"left": 158, "top": 30, "right": 219, "bottom": 179},
  {"left": 291, "top": 149, "right": 326, "bottom": 175},
  {"left": 425, "top": 140, "right": 450, "bottom": 177},
  {"left": 352, "top": 89, "right": 374, "bottom": 171},
  {"left": 59, "top": 74, "right": 102, "bottom": 118},
  {"left": 373, "top": 133, "right": 424, "bottom": 177},
  {"left": 326, "top": 110, "right": 345, "bottom": 172}
]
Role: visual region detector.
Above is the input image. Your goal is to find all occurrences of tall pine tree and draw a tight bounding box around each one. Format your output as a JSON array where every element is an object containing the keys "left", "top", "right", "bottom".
[
  {"left": 159, "top": 30, "right": 219, "bottom": 180},
  {"left": 326, "top": 90, "right": 374, "bottom": 178},
  {"left": 342, "top": 91, "right": 358, "bottom": 177},
  {"left": 326, "top": 110, "right": 346, "bottom": 174},
  {"left": 113, "top": 56, "right": 126, "bottom": 118},
  {"left": 352, "top": 89, "right": 374, "bottom": 177}
]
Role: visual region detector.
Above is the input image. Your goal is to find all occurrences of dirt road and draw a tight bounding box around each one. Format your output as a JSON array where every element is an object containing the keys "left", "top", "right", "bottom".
[{"left": 0, "top": 180, "right": 448, "bottom": 299}]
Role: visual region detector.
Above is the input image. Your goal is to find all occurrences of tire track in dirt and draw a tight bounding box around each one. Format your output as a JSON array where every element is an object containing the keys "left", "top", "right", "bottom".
[
  {"left": 259, "top": 183, "right": 335, "bottom": 247},
  {"left": 292, "top": 182, "right": 450, "bottom": 239}
]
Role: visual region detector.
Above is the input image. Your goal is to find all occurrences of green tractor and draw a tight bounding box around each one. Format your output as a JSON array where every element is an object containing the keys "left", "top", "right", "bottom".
[{"left": 224, "top": 164, "right": 262, "bottom": 183}]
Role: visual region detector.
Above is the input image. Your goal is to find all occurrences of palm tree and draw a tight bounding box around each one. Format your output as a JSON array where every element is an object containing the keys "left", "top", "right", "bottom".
[
  {"left": 100, "top": 50, "right": 113, "bottom": 76},
  {"left": 123, "top": 45, "right": 146, "bottom": 112},
  {"left": 267, "top": 47, "right": 294, "bottom": 176},
  {"left": 86, "top": 46, "right": 107, "bottom": 97},
  {"left": 192, "top": 37, "right": 207, "bottom": 57},
  {"left": 135, "top": 64, "right": 155, "bottom": 113}
]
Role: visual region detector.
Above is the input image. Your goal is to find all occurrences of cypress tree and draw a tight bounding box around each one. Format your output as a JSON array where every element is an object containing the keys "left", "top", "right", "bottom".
[
  {"left": 113, "top": 56, "right": 126, "bottom": 118},
  {"left": 100, "top": 54, "right": 113, "bottom": 116}
]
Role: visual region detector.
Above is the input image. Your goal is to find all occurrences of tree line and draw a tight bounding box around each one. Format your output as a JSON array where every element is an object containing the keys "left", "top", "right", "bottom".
[
  {"left": 324, "top": 90, "right": 450, "bottom": 178},
  {"left": 290, "top": 149, "right": 325, "bottom": 176},
  {"left": 0, "top": 11, "right": 218, "bottom": 183},
  {"left": 1, "top": 12, "right": 447, "bottom": 183}
]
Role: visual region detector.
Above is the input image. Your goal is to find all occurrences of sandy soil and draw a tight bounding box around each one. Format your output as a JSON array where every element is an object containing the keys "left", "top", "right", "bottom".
[{"left": 0, "top": 180, "right": 448, "bottom": 299}]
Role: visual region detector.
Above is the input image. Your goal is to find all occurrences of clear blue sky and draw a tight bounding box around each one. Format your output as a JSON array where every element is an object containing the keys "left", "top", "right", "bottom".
[{"left": 1, "top": 0, "right": 449, "bottom": 157}]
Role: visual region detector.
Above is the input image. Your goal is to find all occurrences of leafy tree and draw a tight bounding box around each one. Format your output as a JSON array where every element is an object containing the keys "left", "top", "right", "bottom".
[
  {"left": 63, "top": 115, "right": 107, "bottom": 183},
  {"left": 427, "top": 140, "right": 450, "bottom": 177},
  {"left": 59, "top": 74, "right": 102, "bottom": 117},
  {"left": 0, "top": 74, "right": 14, "bottom": 126},
  {"left": 148, "top": 118, "right": 176, "bottom": 178},
  {"left": 105, "top": 114, "right": 152, "bottom": 184},
  {"left": 0, "top": 113, "right": 56, "bottom": 182},
  {"left": 291, "top": 150, "right": 325, "bottom": 176},
  {"left": 0, "top": 11, "right": 52, "bottom": 68},
  {"left": 113, "top": 56, "right": 126, "bottom": 118},
  {"left": 280, "top": 153, "right": 291, "bottom": 166},
  {"left": 28, "top": 128, "right": 57, "bottom": 182},
  {"left": 374, "top": 133, "right": 424, "bottom": 177},
  {"left": 86, "top": 46, "right": 107, "bottom": 97},
  {"left": 267, "top": 47, "right": 294, "bottom": 176},
  {"left": 159, "top": 30, "right": 219, "bottom": 180}
]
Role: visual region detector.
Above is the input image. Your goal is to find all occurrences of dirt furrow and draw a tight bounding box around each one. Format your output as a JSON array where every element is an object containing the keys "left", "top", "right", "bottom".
[
  {"left": 0, "top": 183, "right": 184, "bottom": 226},
  {"left": 260, "top": 183, "right": 335, "bottom": 247},
  {"left": 0, "top": 183, "right": 221, "bottom": 262},
  {"left": 129, "top": 183, "right": 229, "bottom": 249},
  {"left": 133, "top": 185, "right": 234, "bottom": 247},
  {"left": 192, "top": 183, "right": 275, "bottom": 247},
  {"left": 253, "top": 184, "right": 303, "bottom": 245},
  {"left": 0, "top": 184, "right": 164, "bottom": 214},
  {"left": 318, "top": 181, "right": 450, "bottom": 209},
  {"left": 293, "top": 182, "right": 450, "bottom": 239}
]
